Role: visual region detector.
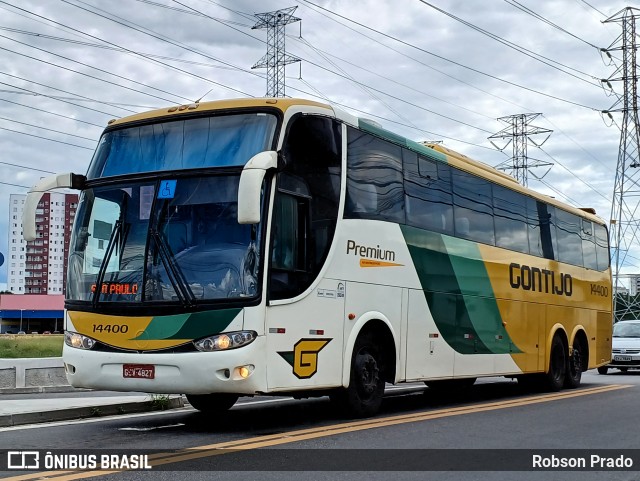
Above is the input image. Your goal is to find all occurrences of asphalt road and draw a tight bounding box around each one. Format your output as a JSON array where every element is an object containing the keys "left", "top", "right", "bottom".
[{"left": 0, "top": 370, "right": 639, "bottom": 481}]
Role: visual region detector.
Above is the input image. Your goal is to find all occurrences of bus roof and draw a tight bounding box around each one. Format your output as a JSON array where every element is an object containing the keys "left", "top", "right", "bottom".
[{"left": 107, "top": 97, "right": 332, "bottom": 127}]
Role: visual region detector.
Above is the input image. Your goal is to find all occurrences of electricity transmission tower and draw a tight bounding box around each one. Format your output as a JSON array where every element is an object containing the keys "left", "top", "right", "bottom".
[
  {"left": 252, "top": 7, "right": 301, "bottom": 98},
  {"left": 488, "top": 113, "right": 553, "bottom": 187},
  {"left": 604, "top": 7, "right": 640, "bottom": 321}
]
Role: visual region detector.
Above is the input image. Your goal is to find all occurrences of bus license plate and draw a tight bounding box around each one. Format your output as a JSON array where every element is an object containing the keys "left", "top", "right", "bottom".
[
  {"left": 614, "top": 355, "right": 632, "bottom": 362},
  {"left": 123, "top": 364, "right": 155, "bottom": 379}
]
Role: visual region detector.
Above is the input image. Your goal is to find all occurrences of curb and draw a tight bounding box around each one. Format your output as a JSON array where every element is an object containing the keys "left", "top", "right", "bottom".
[
  {"left": 0, "top": 386, "right": 89, "bottom": 395},
  {"left": 0, "top": 396, "right": 184, "bottom": 427}
]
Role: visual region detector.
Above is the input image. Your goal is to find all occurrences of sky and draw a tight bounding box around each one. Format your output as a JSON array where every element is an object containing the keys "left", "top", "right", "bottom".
[{"left": 0, "top": 0, "right": 633, "bottom": 287}]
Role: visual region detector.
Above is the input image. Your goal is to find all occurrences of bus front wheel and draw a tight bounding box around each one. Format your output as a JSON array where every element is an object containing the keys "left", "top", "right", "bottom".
[
  {"left": 186, "top": 393, "right": 238, "bottom": 413},
  {"left": 333, "top": 332, "right": 385, "bottom": 417}
]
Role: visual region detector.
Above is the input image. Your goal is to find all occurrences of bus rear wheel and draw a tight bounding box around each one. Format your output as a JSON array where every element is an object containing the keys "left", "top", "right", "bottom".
[
  {"left": 545, "top": 335, "right": 566, "bottom": 391},
  {"left": 564, "top": 340, "right": 583, "bottom": 389},
  {"left": 186, "top": 393, "right": 238, "bottom": 413},
  {"left": 333, "top": 332, "right": 385, "bottom": 417}
]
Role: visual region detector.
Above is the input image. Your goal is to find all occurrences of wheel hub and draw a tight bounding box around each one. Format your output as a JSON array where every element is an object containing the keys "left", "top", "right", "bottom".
[{"left": 357, "top": 353, "right": 379, "bottom": 395}]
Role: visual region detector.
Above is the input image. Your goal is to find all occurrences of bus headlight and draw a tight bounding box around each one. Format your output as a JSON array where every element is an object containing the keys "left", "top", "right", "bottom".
[
  {"left": 194, "top": 331, "right": 257, "bottom": 352},
  {"left": 64, "top": 331, "right": 96, "bottom": 350}
]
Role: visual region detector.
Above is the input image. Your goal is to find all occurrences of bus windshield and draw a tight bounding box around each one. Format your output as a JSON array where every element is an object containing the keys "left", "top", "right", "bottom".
[
  {"left": 67, "top": 175, "right": 261, "bottom": 306},
  {"left": 86, "top": 112, "right": 278, "bottom": 179}
]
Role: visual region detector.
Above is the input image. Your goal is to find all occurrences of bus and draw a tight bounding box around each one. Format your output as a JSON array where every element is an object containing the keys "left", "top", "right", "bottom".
[{"left": 23, "top": 98, "right": 613, "bottom": 417}]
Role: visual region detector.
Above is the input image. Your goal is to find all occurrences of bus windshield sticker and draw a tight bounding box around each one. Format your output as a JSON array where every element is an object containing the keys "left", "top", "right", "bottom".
[{"left": 157, "top": 180, "right": 177, "bottom": 199}]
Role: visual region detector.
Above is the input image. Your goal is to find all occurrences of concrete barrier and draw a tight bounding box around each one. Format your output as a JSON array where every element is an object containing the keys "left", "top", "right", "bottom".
[{"left": 0, "top": 357, "right": 67, "bottom": 389}]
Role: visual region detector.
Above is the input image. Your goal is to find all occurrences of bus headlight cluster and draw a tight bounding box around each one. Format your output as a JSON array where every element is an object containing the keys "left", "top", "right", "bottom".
[
  {"left": 194, "top": 331, "right": 257, "bottom": 352},
  {"left": 64, "top": 331, "right": 96, "bottom": 350}
]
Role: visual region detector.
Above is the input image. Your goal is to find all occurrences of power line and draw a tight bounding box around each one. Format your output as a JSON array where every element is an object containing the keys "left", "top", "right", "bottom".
[
  {"left": 0, "top": 26, "right": 248, "bottom": 72},
  {"left": 170, "top": 0, "right": 494, "bottom": 133},
  {"left": 288, "top": 77, "right": 498, "bottom": 151},
  {"left": 0, "top": 32, "right": 191, "bottom": 104},
  {"left": 292, "top": 35, "right": 495, "bottom": 121},
  {"left": 0, "top": 1, "right": 255, "bottom": 98},
  {"left": 0, "top": 115, "right": 96, "bottom": 141},
  {"left": 0, "top": 181, "right": 30, "bottom": 188},
  {"left": 298, "top": 0, "right": 600, "bottom": 111},
  {"left": 0, "top": 97, "right": 104, "bottom": 128},
  {"left": 578, "top": 0, "right": 608, "bottom": 18},
  {"left": 504, "top": 0, "right": 601, "bottom": 49},
  {"left": 0, "top": 160, "right": 56, "bottom": 174},
  {"left": 417, "top": 0, "right": 602, "bottom": 87},
  {"left": 0, "top": 126, "right": 94, "bottom": 150},
  {"left": 0, "top": 72, "right": 124, "bottom": 117}
]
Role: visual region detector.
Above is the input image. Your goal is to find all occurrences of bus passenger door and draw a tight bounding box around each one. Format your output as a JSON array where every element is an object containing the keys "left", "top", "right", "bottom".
[{"left": 264, "top": 189, "right": 344, "bottom": 390}]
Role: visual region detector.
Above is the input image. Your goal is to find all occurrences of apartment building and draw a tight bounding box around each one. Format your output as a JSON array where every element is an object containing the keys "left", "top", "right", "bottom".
[{"left": 7, "top": 192, "right": 78, "bottom": 295}]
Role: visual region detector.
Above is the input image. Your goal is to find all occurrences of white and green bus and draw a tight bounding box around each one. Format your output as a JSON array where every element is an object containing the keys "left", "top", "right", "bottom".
[{"left": 24, "top": 98, "right": 612, "bottom": 416}]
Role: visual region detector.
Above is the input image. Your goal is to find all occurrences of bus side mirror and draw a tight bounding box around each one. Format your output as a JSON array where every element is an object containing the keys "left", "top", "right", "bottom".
[
  {"left": 23, "top": 173, "right": 85, "bottom": 241},
  {"left": 238, "top": 151, "right": 277, "bottom": 224}
]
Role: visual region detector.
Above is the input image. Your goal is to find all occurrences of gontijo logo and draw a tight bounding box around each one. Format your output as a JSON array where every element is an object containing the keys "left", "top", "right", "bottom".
[
  {"left": 346, "top": 240, "right": 403, "bottom": 267},
  {"left": 278, "top": 339, "right": 331, "bottom": 379}
]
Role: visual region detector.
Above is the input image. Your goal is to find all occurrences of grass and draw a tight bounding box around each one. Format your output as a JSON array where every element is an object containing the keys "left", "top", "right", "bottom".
[{"left": 0, "top": 334, "right": 64, "bottom": 358}]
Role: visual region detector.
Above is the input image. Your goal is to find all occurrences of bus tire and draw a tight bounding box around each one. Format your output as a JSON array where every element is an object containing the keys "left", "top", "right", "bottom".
[
  {"left": 545, "top": 335, "right": 566, "bottom": 391},
  {"left": 336, "top": 332, "right": 385, "bottom": 417},
  {"left": 597, "top": 366, "right": 608, "bottom": 375},
  {"left": 564, "top": 340, "right": 583, "bottom": 389},
  {"left": 186, "top": 393, "right": 238, "bottom": 413}
]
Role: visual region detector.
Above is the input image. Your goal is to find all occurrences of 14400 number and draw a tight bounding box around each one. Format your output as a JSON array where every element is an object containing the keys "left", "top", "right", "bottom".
[{"left": 92, "top": 324, "right": 129, "bottom": 334}]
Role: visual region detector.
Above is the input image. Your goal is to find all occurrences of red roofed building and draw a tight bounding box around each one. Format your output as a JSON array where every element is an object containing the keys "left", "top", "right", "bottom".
[{"left": 0, "top": 294, "right": 64, "bottom": 334}]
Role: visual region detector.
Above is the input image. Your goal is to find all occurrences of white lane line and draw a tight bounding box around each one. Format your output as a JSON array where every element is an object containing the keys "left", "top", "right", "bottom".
[{"left": 119, "top": 423, "right": 185, "bottom": 431}]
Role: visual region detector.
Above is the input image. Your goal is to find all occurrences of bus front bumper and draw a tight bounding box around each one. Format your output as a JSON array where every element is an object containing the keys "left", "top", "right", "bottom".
[{"left": 62, "top": 337, "right": 266, "bottom": 395}]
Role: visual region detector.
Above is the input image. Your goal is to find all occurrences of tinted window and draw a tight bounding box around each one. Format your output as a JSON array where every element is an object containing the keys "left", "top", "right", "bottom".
[
  {"left": 88, "top": 113, "right": 278, "bottom": 179},
  {"left": 493, "top": 185, "right": 529, "bottom": 254},
  {"left": 270, "top": 115, "right": 342, "bottom": 300},
  {"left": 581, "top": 219, "right": 598, "bottom": 270},
  {"left": 404, "top": 150, "right": 453, "bottom": 235},
  {"left": 345, "top": 127, "right": 404, "bottom": 223},
  {"left": 526, "top": 197, "right": 544, "bottom": 257},
  {"left": 556, "top": 209, "right": 583, "bottom": 266},
  {"left": 452, "top": 169, "right": 494, "bottom": 245},
  {"left": 595, "top": 223, "right": 610, "bottom": 271},
  {"left": 535, "top": 202, "right": 557, "bottom": 260}
]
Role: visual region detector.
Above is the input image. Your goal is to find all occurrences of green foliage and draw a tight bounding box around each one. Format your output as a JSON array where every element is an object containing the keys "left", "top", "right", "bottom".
[
  {"left": 149, "top": 394, "right": 171, "bottom": 410},
  {"left": 0, "top": 335, "right": 63, "bottom": 358}
]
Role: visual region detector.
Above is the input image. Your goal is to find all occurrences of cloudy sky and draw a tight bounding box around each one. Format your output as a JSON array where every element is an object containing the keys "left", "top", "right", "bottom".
[{"left": 0, "top": 0, "right": 632, "bottom": 286}]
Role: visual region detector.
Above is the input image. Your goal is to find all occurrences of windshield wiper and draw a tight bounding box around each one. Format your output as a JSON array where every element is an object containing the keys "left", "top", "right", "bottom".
[
  {"left": 150, "top": 230, "right": 196, "bottom": 307},
  {"left": 92, "top": 218, "right": 130, "bottom": 307}
]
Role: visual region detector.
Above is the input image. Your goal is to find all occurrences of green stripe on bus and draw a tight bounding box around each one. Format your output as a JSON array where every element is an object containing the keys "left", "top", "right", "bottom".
[
  {"left": 401, "top": 225, "right": 520, "bottom": 354},
  {"left": 441, "top": 236, "right": 520, "bottom": 354},
  {"left": 131, "top": 308, "right": 242, "bottom": 340},
  {"left": 358, "top": 119, "right": 447, "bottom": 164}
]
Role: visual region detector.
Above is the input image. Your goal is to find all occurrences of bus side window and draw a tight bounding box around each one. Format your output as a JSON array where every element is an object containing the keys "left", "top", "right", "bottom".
[
  {"left": 272, "top": 194, "right": 299, "bottom": 271},
  {"left": 345, "top": 127, "right": 404, "bottom": 223}
]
